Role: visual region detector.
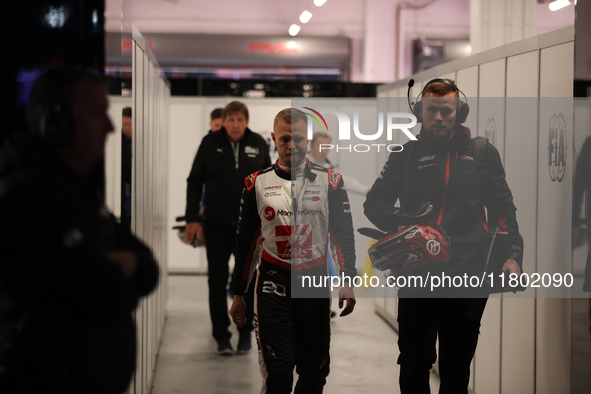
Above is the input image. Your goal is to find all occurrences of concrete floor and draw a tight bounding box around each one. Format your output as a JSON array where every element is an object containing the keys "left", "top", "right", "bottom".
[{"left": 151, "top": 275, "right": 441, "bottom": 393}]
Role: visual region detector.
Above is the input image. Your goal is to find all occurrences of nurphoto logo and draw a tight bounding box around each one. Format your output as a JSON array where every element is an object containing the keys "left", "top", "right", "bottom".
[{"left": 302, "top": 107, "right": 418, "bottom": 153}]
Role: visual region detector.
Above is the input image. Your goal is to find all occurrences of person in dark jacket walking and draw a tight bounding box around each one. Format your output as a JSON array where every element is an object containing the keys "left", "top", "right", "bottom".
[
  {"left": 0, "top": 67, "right": 159, "bottom": 394},
  {"left": 208, "top": 107, "right": 223, "bottom": 134},
  {"left": 184, "top": 101, "right": 271, "bottom": 354},
  {"left": 364, "top": 79, "right": 523, "bottom": 394}
]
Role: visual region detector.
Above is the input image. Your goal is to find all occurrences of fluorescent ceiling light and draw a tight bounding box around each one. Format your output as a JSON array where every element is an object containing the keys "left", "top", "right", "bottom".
[
  {"left": 314, "top": 0, "right": 327, "bottom": 7},
  {"left": 300, "top": 10, "right": 312, "bottom": 23},
  {"left": 289, "top": 24, "right": 301, "bottom": 36},
  {"left": 549, "top": 0, "right": 570, "bottom": 11}
]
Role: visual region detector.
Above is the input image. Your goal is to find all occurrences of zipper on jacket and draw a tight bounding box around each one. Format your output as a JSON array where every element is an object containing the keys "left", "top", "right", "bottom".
[
  {"left": 436, "top": 151, "right": 450, "bottom": 226},
  {"left": 231, "top": 141, "right": 240, "bottom": 169}
]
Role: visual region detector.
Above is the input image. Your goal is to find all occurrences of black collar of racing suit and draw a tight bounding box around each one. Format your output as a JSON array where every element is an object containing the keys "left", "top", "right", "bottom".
[{"left": 274, "top": 158, "right": 317, "bottom": 183}]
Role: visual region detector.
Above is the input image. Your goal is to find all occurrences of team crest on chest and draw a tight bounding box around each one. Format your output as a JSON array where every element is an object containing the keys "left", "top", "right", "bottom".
[
  {"left": 327, "top": 169, "right": 341, "bottom": 190},
  {"left": 245, "top": 172, "right": 259, "bottom": 192}
]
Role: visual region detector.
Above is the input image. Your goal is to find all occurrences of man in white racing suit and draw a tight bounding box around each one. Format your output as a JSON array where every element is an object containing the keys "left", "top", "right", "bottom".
[{"left": 229, "top": 108, "right": 357, "bottom": 393}]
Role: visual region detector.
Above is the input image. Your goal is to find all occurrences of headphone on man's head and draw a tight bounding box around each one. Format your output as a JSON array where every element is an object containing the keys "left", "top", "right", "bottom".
[
  {"left": 27, "top": 67, "right": 78, "bottom": 148},
  {"left": 407, "top": 78, "right": 470, "bottom": 124}
]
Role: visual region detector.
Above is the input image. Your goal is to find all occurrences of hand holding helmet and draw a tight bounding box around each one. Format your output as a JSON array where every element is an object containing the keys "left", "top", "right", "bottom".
[{"left": 358, "top": 202, "right": 452, "bottom": 277}]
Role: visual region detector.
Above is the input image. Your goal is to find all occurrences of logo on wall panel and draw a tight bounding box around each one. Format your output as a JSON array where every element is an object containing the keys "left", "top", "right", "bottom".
[
  {"left": 548, "top": 113, "right": 567, "bottom": 183},
  {"left": 484, "top": 118, "right": 497, "bottom": 147}
]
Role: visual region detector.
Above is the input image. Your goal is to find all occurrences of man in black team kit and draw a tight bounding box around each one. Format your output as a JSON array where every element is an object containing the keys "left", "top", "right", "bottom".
[
  {"left": 229, "top": 108, "right": 356, "bottom": 393},
  {"left": 364, "top": 79, "right": 523, "bottom": 394},
  {"left": 185, "top": 101, "right": 271, "bottom": 355}
]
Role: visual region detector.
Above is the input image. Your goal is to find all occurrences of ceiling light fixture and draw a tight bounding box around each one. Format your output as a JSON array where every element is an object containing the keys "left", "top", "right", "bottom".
[
  {"left": 300, "top": 10, "right": 312, "bottom": 23},
  {"left": 549, "top": 0, "right": 570, "bottom": 11},
  {"left": 289, "top": 24, "right": 301, "bottom": 36},
  {"left": 314, "top": 0, "right": 327, "bottom": 7}
]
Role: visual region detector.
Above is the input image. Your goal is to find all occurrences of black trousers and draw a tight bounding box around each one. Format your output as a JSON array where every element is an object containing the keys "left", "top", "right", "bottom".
[
  {"left": 255, "top": 261, "right": 331, "bottom": 394},
  {"left": 202, "top": 222, "right": 253, "bottom": 342},
  {"left": 397, "top": 297, "right": 488, "bottom": 394}
]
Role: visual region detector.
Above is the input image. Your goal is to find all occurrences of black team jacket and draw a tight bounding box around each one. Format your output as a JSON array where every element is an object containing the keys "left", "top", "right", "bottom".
[
  {"left": 185, "top": 126, "right": 271, "bottom": 226},
  {"left": 364, "top": 125, "right": 523, "bottom": 278}
]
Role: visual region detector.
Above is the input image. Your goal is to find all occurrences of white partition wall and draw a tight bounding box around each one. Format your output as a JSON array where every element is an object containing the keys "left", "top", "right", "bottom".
[
  {"left": 535, "top": 40, "right": 574, "bottom": 394},
  {"left": 375, "top": 26, "right": 574, "bottom": 394},
  {"left": 456, "top": 67, "right": 479, "bottom": 134},
  {"left": 502, "top": 50, "right": 538, "bottom": 394},
  {"left": 473, "top": 59, "right": 505, "bottom": 394},
  {"left": 129, "top": 28, "right": 170, "bottom": 394}
]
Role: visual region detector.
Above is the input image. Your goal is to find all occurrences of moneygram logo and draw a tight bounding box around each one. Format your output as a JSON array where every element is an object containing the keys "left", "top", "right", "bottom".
[
  {"left": 264, "top": 207, "right": 276, "bottom": 221},
  {"left": 302, "top": 107, "right": 418, "bottom": 153}
]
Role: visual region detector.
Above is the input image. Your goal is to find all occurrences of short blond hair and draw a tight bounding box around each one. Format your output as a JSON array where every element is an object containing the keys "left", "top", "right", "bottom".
[
  {"left": 273, "top": 108, "right": 308, "bottom": 130},
  {"left": 311, "top": 132, "right": 331, "bottom": 146}
]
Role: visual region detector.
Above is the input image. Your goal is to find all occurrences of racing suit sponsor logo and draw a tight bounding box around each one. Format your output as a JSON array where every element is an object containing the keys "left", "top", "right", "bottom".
[
  {"left": 277, "top": 210, "right": 292, "bottom": 217},
  {"left": 264, "top": 206, "right": 276, "bottom": 221},
  {"left": 293, "top": 224, "right": 313, "bottom": 259},
  {"left": 460, "top": 155, "right": 474, "bottom": 161},
  {"left": 266, "top": 345, "right": 277, "bottom": 358},
  {"left": 264, "top": 185, "right": 282, "bottom": 191},
  {"left": 272, "top": 225, "right": 291, "bottom": 258},
  {"left": 304, "top": 190, "right": 321, "bottom": 195},
  {"left": 303, "top": 196, "right": 321, "bottom": 201},
  {"left": 327, "top": 168, "right": 342, "bottom": 190},
  {"left": 245, "top": 172, "right": 258, "bottom": 192},
  {"left": 297, "top": 209, "right": 321, "bottom": 215},
  {"left": 264, "top": 191, "right": 282, "bottom": 197}
]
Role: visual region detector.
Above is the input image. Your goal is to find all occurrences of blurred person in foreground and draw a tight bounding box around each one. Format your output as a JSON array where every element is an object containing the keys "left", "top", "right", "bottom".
[
  {"left": 184, "top": 101, "right": 271, "bottom": 354},
  {"left": 0, "top": 67, "right": 159, "bottom": 394},
  {"left": 230, "top": 108, "right": 356, "bottom": 393}
]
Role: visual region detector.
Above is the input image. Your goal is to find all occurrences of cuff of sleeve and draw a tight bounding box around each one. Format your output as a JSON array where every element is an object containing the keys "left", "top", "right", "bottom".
[
  {"left": 230, "top": 285, "right": 245, "bottom": 297},
  {"left": 507, "top": 246, "right": 523, "bottom": 267}
]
